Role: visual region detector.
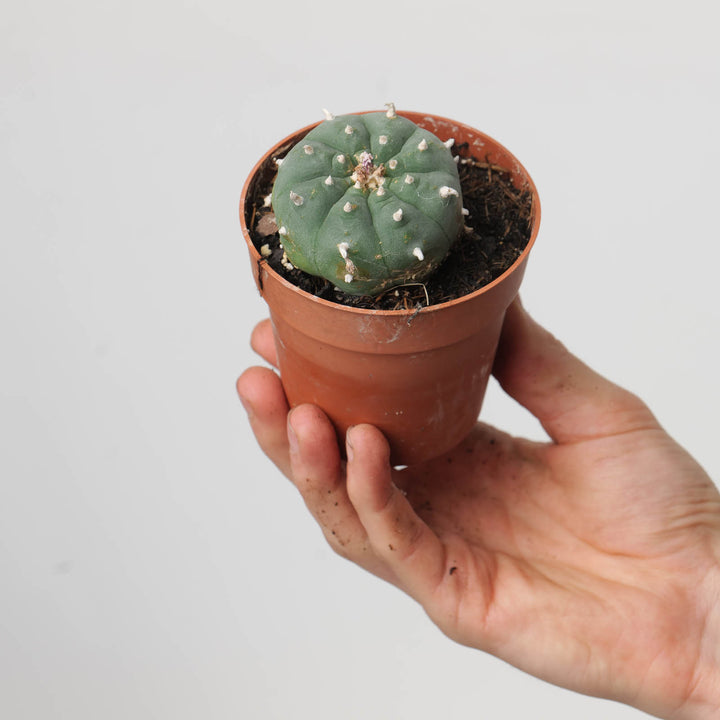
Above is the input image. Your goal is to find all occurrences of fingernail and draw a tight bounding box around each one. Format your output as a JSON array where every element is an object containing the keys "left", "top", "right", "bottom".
[
  {"left": 345, "top": 426, "right": 355, "bottom": 462},
  {"left": 287, "top": 412, "right": 299, "bottom": 455}
]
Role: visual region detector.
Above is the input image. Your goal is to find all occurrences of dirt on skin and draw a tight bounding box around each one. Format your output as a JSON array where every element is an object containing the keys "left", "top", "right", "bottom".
[{"left": 246, "top": 141, "right": 535, "bottom": 311}]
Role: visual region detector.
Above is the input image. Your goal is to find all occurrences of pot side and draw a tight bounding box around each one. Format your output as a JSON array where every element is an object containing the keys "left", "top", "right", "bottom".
[{"left": 240, "top": 111, "right": 540, "bottom": 465}]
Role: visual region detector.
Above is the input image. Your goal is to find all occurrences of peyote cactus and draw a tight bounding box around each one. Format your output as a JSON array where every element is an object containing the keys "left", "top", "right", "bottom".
[{"left": 271, "top": 104, "right": 464, "bottom": 296}]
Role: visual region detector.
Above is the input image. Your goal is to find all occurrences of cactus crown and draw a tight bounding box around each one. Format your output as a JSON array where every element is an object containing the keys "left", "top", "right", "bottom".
[{"left": 271, "top": 106, "right": 464, "bottom": 296}]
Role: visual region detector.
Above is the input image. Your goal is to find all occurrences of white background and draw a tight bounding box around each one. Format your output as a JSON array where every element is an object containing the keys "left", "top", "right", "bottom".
[{"left": 1, "top": 0, "right": 718, "bottom": 718}]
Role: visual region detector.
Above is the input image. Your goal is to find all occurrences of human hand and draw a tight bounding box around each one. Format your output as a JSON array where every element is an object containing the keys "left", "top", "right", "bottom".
[{"left": 237, "top": 300, "right": 720, "bottom": 719}]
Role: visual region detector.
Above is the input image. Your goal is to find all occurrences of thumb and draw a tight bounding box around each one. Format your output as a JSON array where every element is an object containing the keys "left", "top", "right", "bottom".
[{"left": 492, "top": 299, "right": 658, "bottom": 443}]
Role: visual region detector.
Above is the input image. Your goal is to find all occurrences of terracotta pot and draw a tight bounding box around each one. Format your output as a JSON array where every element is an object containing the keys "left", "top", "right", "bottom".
[{"left": 240, "top": 111, "right": 540, "bottom": 465}]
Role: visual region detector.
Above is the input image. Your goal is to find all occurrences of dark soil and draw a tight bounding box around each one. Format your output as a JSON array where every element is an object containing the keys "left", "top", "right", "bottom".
[{"left": 246, "top": 141, "right": 535, "bottom": 311}]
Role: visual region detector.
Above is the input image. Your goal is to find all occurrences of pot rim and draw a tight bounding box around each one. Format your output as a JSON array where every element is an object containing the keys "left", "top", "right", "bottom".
[{"left": 239, "top": 110, "right": 541, "bottom": 317}]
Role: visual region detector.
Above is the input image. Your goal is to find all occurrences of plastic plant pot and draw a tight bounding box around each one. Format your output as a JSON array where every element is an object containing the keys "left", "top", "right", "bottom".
[{"left": 240, "top": 111, "right": 540, "bottom": 465}]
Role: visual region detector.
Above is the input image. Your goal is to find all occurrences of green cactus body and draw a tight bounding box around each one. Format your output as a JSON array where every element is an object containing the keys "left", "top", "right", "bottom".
[{"left": 271, "top": 109, "right": 464, "bottom": 296}]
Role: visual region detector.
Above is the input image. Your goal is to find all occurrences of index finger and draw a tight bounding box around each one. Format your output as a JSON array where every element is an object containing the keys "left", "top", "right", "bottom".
[{"left": 251, "top": 318, "right": 278, "bottom": 367}]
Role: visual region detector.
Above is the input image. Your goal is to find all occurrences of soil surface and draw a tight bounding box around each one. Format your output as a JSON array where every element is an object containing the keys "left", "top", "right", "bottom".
[{"left": 246, "top": 141, "right": 535, "bottom": 311}]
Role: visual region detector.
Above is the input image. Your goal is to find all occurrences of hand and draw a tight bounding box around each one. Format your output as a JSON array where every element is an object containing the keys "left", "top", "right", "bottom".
[{"left": 237, "top": 300, "right": 720, "bottom": 719}]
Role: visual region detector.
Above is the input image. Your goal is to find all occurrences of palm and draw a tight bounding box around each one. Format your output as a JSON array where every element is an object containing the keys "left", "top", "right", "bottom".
[
  {"left": 238, "top": 302, "right": 720, "bottom": 718},
  {"left": 397, "top": 423, "right": 719, "bottom": 712}
]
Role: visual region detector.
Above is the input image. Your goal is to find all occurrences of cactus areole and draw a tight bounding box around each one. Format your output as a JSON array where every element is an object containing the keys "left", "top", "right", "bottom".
[{"left": 271, "top": 109, "right": 464, "bottom": 296}]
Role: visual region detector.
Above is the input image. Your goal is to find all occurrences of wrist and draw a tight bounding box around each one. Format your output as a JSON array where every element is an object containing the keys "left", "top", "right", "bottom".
[{"left": 674, "top": 563, "right": 720, "bottom": 719}]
